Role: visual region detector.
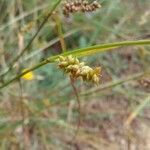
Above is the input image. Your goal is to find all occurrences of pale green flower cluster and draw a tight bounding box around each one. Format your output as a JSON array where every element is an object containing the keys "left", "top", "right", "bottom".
[{"left": 57, "top": 55, "right": 101, "bottom": 85}]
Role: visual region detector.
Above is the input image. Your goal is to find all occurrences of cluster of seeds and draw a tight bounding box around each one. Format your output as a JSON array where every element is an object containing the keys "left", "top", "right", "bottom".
[
  {"left": 63, "top": 0, "right": 101, "bottom": 17},
  {"left": 57, "top": 55, "right": 101, "bottom": 85}
]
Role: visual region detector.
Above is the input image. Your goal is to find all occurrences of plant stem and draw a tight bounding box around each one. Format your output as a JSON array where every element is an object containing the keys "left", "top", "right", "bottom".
[{"left": 70, "top": 76, "right": 81, "bottom": 142}]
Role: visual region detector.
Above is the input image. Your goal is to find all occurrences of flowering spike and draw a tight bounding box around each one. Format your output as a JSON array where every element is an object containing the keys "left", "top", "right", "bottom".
[
  {"left": 63, "top": 0, "right": 101, "bottom": 17},
  {"left": 57, "top": 55, "right": 101, "bottom": 85}
]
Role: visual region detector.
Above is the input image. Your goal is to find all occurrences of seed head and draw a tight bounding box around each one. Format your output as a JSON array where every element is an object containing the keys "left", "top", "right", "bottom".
[
  {"left": 57, "top": 55, "right": 101, "bottom": 85},
  {"left": 63, "top": 0, "right": 101, "bottom": 17}
]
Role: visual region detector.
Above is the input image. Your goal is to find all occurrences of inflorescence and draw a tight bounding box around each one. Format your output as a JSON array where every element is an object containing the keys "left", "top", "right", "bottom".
[
  {"left": 63, "top": 0, "right": 101, "bottom": 17},
  {"left": 57, "top": 55, "right": 101, "bottom": 85}
]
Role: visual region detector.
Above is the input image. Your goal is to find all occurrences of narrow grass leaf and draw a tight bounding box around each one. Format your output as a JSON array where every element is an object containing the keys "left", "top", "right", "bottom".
[{"left": 0, "top": 40, "right": 150, "bottom": 90}]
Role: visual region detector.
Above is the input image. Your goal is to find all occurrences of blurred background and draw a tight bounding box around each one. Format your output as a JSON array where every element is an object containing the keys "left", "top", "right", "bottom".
[{"left": 0, "top": 0, "right": 150, "bottom": 149}]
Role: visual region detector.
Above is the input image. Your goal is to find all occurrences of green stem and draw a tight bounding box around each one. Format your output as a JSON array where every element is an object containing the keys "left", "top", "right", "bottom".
[{"left": 0, "top": 39, "right": 150, "bottom": 90}]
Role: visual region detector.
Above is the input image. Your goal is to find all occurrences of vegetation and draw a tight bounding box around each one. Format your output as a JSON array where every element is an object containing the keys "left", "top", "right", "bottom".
[{"left": 0, "top": 0, "right": 150, "bottom": 149}]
